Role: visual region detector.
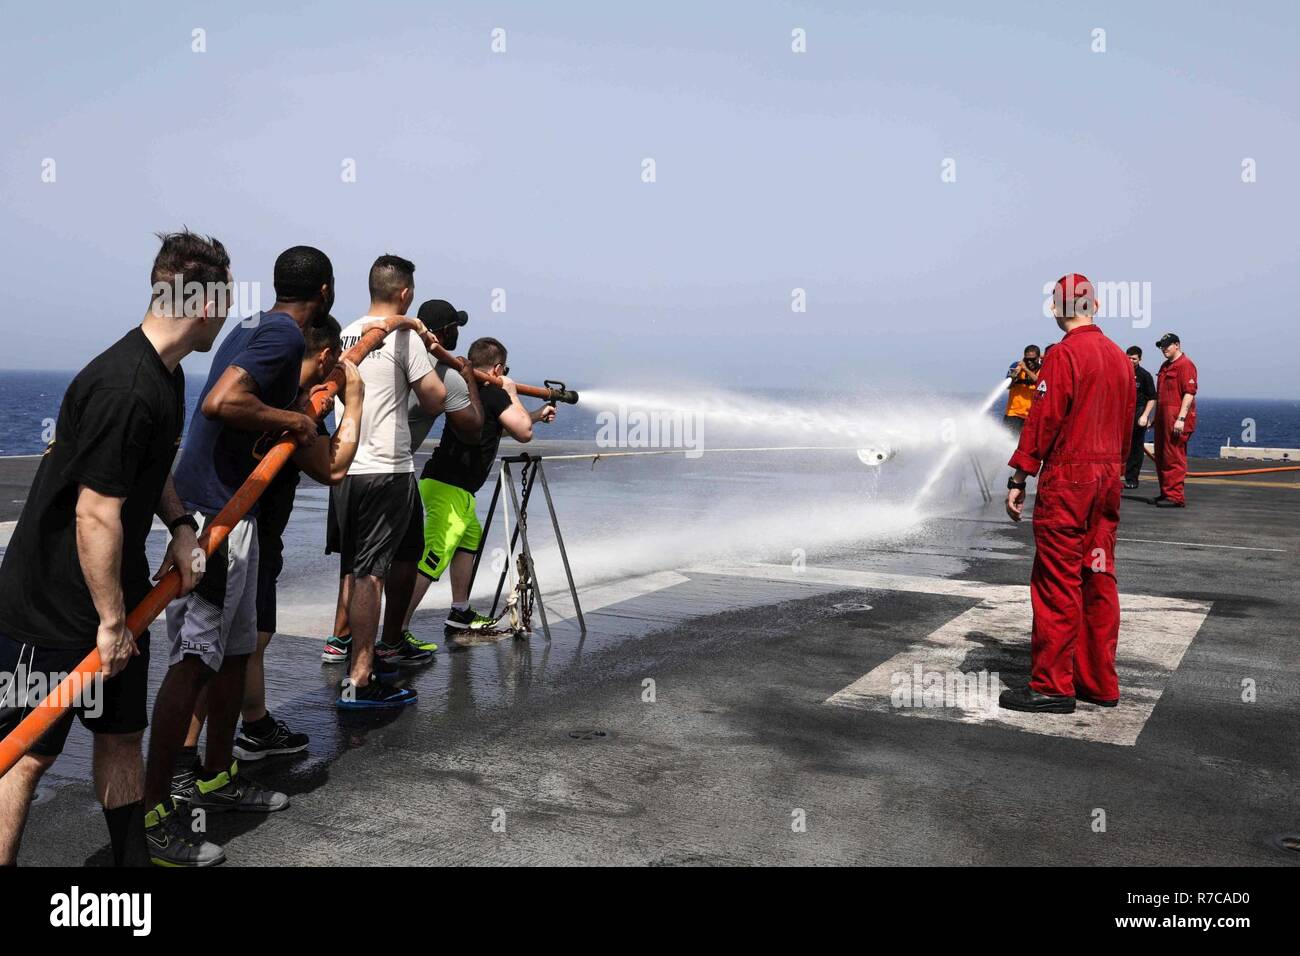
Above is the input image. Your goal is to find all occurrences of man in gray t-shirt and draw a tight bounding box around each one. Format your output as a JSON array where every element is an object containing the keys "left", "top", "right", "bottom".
[
  {"left": 325, "top": 299, "right": 483, "bottom": 663},
  {"left": 408, "top": 361, "right": 471, "bottom": 453}
]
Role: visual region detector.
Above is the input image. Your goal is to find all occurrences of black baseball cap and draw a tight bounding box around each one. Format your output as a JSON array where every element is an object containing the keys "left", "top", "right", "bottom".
[
  {"left": 1155, "top": 332, "right": 1180, "bottom": 349},
  {"left": 416, "top": 299, "right": 468, "bottom": 330}
]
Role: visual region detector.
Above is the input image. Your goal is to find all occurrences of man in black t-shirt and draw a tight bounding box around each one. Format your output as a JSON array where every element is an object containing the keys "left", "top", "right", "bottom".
[
  {"left": 1124, "top": 345, "right": 1158, "bottom": 488},
  {"left": 407, "top": 337, "right": 556, "bottom": 635},
  {"left": 0, "top": 231, "right": 231, "bottom": 868}
]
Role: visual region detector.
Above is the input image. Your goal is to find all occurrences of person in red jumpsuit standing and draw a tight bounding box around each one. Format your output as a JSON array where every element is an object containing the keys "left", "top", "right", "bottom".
[
  {"left": 1152, "top": 332, "right": 1198, "bottom": 508},
  {"left": 1001, "top": 274, "right": 1135, "bottom": 714}
]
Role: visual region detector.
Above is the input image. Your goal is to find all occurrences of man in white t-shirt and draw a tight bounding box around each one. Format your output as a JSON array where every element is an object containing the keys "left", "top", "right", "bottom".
[{"left": 331, "top": 255, "right": 447, "bottom": 709}]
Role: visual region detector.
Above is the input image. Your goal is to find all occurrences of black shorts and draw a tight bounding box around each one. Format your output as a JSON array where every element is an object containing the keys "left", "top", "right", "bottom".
[
  {"left": 0, "top": 630, "right": 150, "bottom": 759},
  {"left": 326, "top": 484, "right": 342, "bottom": 559},
  {"left": 332, "top": 473, "right": 422, "bottom": 578},
  {"left": 255, "top": 528, "right": 285, "bottom": 634}
]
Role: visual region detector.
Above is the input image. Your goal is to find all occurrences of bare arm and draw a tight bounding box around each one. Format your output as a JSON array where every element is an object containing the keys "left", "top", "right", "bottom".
[
  {"left": 444, "top": 362, "right": 484, "bottom": 442},
  {"left": 202, "top": 366, "right": 317, "bottom": 447},
  {"left": 496, "top": 377, "right": 537, "bottom": 442},
  {"left": 152, "top": 475, "right": 203, "bottom": 596},
  {"left": 75, "top": 486, "right": 136, "bottom": 677},
  {"left": 1173, "top": 392, "right": 1195, "bottom": 433},
  {"left": 293, "top": 360, "right": 365, "bottom": 484},
  {"left": 411, "top": 367, "right": 449, "bottom": 416}
]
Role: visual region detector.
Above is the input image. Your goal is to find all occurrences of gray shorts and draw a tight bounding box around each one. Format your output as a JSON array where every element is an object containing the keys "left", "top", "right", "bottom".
[{"left": 165, "top": 513, "right": 259, "bottom": 670}]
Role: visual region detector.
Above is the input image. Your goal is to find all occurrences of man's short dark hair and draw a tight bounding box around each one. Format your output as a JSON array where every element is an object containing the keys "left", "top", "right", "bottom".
[
  {"left": 274, "top": 246, "right": 333, "bottom": 302},
  {"left": 305, "top": 314, "right": 342, "bottom": 354},
  {"left": 368, "top": 254, "right": 415, "bottom": 302},
  {"left": 1126, "top": 345, "right": 1142, "bottom": 359},
  {"left": 468, "top": 336, "right": 507, "bottom": 369},
  {"left": 150, "top": 229, "right": 230, "bottom": 301},
  {"left": 1024, "top": 345, "right": 1041, "bottom": 356}
]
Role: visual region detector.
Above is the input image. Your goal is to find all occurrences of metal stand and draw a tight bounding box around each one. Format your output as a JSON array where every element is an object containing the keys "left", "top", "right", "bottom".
[
  {"left": 968, "top": 452, "right": 993, "bottom": 504},
  {"left": 466, "top": 454, "right": 586, "bottom": 641}
]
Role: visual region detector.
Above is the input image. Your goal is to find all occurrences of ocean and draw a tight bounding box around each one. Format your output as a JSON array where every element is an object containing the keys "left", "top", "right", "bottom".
[{"left": 1, "top": 369, "right": 1296, "bottom": 460}]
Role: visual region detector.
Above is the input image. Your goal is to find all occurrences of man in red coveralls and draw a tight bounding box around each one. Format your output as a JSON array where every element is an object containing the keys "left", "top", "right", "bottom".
[
  {"left": 1001, "top": 274, "right": 1135, "bottom": 714},
  {"left": 1152, "top": 332, "right": 1198, "bottom": 508}
]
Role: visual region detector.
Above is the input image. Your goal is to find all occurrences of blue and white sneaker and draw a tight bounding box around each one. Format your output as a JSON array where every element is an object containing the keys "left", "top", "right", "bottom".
[{"left": 337, "top": 676, "right": 418, "bottom": 710}]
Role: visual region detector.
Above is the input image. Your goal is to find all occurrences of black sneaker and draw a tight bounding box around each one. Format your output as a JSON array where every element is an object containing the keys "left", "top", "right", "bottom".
[
  {"left": 233, "top": 714, "right": 309, "bottom": 761},
  {"left": 183, "top": 761, "right": 290, "bottom": 813},
  {"left": 169, "top": 760, "right": 201, "bottom": 805},
  {"left": 444, "top": 606, "right": 495, "bottom": 631},
  {"left": 375, "top": 638, "right": 433, "bottom": 668},
  {"left": 145, "top": 801, "right": 226, "bottom": 867},
  {"left": 337, "top": 676, "right": 418, "bottom": 709}
]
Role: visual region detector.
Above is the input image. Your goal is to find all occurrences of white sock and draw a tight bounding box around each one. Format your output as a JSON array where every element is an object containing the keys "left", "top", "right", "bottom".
[{"left": 451, "top": 601, "right": 469, "bottom": 612}]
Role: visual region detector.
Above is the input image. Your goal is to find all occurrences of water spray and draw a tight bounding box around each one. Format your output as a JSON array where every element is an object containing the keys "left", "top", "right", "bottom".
[{"left": 912, "top": 377, "right": 1011, "bottom": 504}]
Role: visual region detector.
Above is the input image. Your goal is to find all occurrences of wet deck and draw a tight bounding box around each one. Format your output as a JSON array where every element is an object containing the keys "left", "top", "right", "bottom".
[{"left": 5, "top": 448, "right": 1299, "bottom": 866}]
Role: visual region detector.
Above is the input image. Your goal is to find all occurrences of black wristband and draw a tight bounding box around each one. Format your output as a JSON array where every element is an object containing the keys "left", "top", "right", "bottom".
[
  {"left": 1007, "top": 477, "right": 1027, "bottom": 491},
  {"left": 167, "top": 514, "right": 199, "bottom": 534}
]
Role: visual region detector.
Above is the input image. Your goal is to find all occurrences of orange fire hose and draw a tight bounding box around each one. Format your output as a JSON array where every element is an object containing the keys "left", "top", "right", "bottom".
[
  {"left": 1140, "top": 445, "right": 1299, "bottom": 477},
  {"left": 426, "top": 342, "right": 578, "bottom": 404},
  {"left": 0, "top": 316, "right": 407, "bottom": 779}
]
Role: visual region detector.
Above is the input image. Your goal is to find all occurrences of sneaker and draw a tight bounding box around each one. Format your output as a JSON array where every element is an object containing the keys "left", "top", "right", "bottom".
[
  {"left": 169, "top": 760, "right": 201, "bottom": 805},
  {"left": 184, "top": 761, "right": 290, "bottom": 813},
  {"left": 403, "top": 630, "right": 439, "bottom": 653},
  {"left": 233, "top": 714, "right": 309, "bottom": 761},
  {"left": 338, "top": 676, "right": 418, "bottom": 710},
  {"left": 324, "top": 634, "right": 401, "bottom": 677},
  {"left": 145, "top": 801, "right": 226, "bottom": 867},
  {"left": 376, "top": 638, "right": 433, "bottom": 668},
  {"left": 444, "top": 606, "right": 496, "bottom": 631},
  {"left": 322, "top": 634, "right": 352, "bottom": 664}
]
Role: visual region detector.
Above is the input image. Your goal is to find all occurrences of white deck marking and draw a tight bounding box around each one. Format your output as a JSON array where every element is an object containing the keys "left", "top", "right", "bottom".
[
  {"left": 1118, "top": 536, "right": 1285, "bottom": 553},
  {"left": 691, "top": 562, "right": 1211, "bottom": 746},
  {"left": 538, "top": 571, "right": 690, "bottom": 622}
]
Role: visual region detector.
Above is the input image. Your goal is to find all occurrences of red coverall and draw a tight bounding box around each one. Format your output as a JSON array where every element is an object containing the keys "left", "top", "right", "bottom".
[
  {"left": 1154, "top": 354, "right": 1198, "bottom": 505},
  {"left": 1009, "top": 325, "right": 1136, "bottom": 700}
]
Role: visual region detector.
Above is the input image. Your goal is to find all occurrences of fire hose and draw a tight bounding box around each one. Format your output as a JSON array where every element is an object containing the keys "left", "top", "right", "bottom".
[
  {"left": 1140, "top": 444, "right": 1299, "bottom": 477},
  {"left": 0, "top": 317, "right": 577, "bottom": 778}
]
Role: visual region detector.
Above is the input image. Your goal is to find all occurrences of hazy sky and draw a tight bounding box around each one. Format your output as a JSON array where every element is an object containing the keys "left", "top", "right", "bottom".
[{"left": 2, "top": 1, "right": 1297, "bottom": 398}]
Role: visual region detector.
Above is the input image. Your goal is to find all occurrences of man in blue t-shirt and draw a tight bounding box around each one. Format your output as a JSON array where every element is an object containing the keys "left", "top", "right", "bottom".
[{"left": 144, "top": 247, "right": 333, "bottom": 850}]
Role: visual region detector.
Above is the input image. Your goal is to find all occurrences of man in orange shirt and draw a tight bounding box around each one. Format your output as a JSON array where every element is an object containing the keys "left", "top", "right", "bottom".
[{"left": 1002, "top": 345, "right": 1042, "bottom": 435}]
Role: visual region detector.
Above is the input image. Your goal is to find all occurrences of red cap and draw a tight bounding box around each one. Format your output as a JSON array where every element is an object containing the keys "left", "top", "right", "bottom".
[{"left": 1053, "top": 273, "right": 1095, "bottom": 317}]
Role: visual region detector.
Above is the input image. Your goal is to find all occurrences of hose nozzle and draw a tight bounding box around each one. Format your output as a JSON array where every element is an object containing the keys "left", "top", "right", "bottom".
[{"left": 544, "top": 380, "right": 580, "bottom": 405}]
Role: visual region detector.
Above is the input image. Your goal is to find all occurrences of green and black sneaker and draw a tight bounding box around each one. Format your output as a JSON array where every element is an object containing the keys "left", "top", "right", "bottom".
[
  {"left": 444, "top": 606, "right": 496, "bottom": 632},
  {"left": 145, "top": 800, "right": 226, "bottom": 867},
  {"left": 184, "top": 761, "right": 290, "bottom": 813},
  {"left": 402, "top": 630, "right": 439, "bottom": 653}
]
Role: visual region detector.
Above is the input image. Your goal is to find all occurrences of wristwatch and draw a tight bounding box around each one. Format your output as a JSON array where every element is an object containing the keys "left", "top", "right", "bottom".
[
  {"left": 167, "top": 514, "right": 200, "bottom": 534},
  {"left": 1007, "top": 477, "right": 1027, "bottom": 491}
]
